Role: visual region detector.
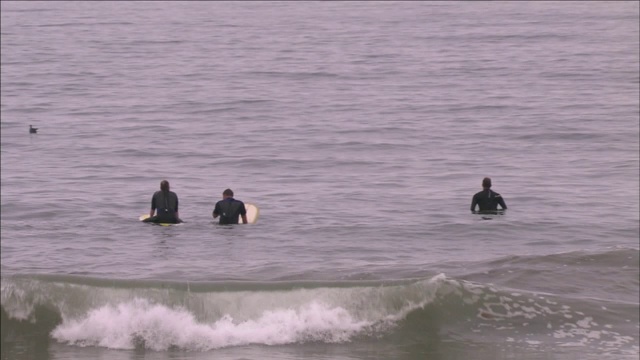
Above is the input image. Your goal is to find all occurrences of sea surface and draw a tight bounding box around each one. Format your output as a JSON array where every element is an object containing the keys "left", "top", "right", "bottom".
[{"left": 1, "top": 2, "right": 638, "bottom": 360}]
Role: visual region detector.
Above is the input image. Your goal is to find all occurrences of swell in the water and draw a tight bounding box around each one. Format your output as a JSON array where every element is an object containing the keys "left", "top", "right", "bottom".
[{"left": 1, "top": 273, "right": 637, "bottom": 355}]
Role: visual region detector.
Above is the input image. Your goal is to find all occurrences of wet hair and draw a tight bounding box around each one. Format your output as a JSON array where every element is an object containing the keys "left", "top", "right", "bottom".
[
  {"left": 223, "top": 188, "right": 234, "bottom": 197},
  {"left": 160, "top": 180, "right": 170, "bottom": 192},
  {"left": 482, "top": 177, "right": 492, "bottom": 189}
]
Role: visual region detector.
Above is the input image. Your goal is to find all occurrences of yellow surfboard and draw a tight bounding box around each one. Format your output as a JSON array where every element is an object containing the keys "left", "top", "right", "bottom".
[{"left": 138, "top": 214, "right": 181, "bottom": 226}]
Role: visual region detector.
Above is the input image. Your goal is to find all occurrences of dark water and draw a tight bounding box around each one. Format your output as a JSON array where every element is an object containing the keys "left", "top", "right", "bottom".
[{"left": 1, "top": 2, "right": 638, "bottom": 359}]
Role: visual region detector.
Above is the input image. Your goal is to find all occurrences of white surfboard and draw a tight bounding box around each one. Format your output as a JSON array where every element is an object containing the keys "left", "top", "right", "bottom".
[{"left": 243, "top": 203, "right": 260, "bottom": 224}]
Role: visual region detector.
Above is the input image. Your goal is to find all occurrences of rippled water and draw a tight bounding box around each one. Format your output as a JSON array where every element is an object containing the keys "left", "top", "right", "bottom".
[{"left": 1, "top": 2, "right": 638, "bottom": 359}]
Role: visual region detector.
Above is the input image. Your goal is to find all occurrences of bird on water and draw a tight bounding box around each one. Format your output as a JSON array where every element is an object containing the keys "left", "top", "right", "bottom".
[{"left": 29, "top": 125, "right": 38, "bottom": 134}]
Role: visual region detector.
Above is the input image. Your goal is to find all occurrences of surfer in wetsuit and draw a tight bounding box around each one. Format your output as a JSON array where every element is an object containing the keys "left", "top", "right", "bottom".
[
  {"left": 470, "top": 177, "right": 507, "bottom": 213},
  {"left": 213, "top": 188, "right": 247, "bottom": 225},
  {"left": 143, "top": 180, "right": 182, "bottom": 223}
]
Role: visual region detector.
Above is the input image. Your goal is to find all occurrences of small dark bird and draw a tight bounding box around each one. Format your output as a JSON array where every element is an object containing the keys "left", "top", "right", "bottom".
[{"left": 29, "top": 125, "right": 38, "bottom": 134}]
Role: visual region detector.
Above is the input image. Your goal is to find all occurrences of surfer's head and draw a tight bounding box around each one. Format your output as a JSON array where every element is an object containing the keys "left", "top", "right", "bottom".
[
  {"left": 223, "top": 188, "right": 234, "bottom": 199},
  {"left": 160, "top": 180, "right": 170, "bottom": 192},
  {"left": 482, "top": 177, "right": 492, "bottom": 189}
]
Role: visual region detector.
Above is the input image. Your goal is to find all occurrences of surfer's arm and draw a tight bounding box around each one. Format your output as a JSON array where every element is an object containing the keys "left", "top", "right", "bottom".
[
  {"left": 470, "top": 195, "right": 478, "bottom": 212},
  {"left": 497, "top": 196, "right": 507, "bottom": 210},
  {"left": 239, "top": 203, "right": 247, "bottom": 224},
  {"left": 149, "top": 196, "right": 156, "bottom": 217}
]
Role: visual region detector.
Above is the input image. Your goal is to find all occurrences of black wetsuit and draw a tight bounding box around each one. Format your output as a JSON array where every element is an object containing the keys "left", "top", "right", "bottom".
[
  {"left": 213, "top": 198, "right": 247, "bottom": 225},
  {"left": 470, "top": 189, "right": 507, "bottom": 213},
  {"left": 144, "top": 190, "right": 181, "bottom": 223}
]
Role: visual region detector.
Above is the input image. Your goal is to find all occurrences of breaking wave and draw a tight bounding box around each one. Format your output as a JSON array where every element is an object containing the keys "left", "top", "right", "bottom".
[{"left": 1, "top": 273, "right": 637, "bottom": 355}]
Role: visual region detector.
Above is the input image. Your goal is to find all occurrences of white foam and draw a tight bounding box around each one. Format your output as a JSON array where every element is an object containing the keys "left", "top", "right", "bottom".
[
  {"left": 577, "top": 317, "right": 594, "bottom": 329},
  {"left": 52, "top": 298, "right": 372, "bottom": 351}
]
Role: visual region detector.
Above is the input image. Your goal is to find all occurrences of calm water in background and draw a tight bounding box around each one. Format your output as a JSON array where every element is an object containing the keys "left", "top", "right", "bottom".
[{"left": 1, "top": 2, "right": 638, "bottom": 359}]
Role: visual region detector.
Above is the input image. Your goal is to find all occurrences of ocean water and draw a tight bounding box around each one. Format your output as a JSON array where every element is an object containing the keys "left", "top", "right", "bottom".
[{"left": 1, "top": 1, "right": 638, "bottom": 359}]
